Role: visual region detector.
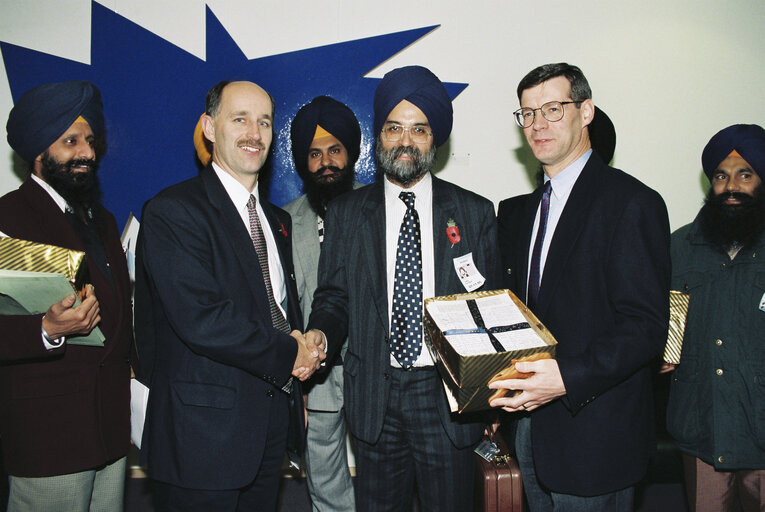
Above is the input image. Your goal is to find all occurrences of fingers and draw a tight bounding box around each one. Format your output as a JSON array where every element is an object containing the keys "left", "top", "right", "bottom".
[
  {"left": 304, "top": 330, "right": 327, "bottom": 361},
  {"left": 42, "top": 287, "right": 101, "bottom": 339}
]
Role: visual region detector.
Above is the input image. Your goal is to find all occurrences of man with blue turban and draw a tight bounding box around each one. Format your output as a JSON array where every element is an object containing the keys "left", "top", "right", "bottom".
[
  {"left": 666, "top": 124, "right": 765, "bottom": 512},
  {"left": 306, "top": 66, "right": 502, "bottom": 511},
  {"left": 0, "top": 80, "right": 135, "bottom": 511},
  {"left": 284, "top": 96, "right": 362, "bottom": 512}
]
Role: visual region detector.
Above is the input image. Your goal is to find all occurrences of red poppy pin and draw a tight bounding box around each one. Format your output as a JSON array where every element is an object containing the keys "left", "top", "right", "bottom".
[
  {"left": 446, "top": 219, "right": 461, "bottom": 247},
  {"left": 279, "top": 222, "right": 288, "bottom": 237}
]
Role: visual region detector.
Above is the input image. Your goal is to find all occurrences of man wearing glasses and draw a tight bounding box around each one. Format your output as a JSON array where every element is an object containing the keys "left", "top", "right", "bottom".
[
  {"left": 492, "top": 63, "right": 671, "bottom": 510},
  {"left": 307, "top": 65, "right": 501, "bottom": 511}
]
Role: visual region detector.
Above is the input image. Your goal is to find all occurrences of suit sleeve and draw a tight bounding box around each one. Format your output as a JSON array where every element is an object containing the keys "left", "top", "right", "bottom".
[
  {"left": 137, "top": 194, "right": 297, "bottom": 384},
  {"left": 0, "top": 314, "right": 65, "bottom": 361},
  {"left": 558, "top": 188, "right": 671, "bottom": 413},
  {"left": 306, "top": 201, "right": 349, "bottom": 365}
]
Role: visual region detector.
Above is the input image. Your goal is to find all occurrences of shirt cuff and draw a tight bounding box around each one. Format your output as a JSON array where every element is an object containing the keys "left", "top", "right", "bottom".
[{"left": 41, "top": 318, "right": 65, "bottom": 350}]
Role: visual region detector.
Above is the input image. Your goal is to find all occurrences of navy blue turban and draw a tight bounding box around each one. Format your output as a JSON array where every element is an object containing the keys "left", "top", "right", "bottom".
[
  {"left": 6, "top": 80, "right": 104, "bottom": 162},
  {"left": 589, "top": 106, "right": 616, "bottom": 164},
  {"left": 702, "top": 124, "right": 765, "bottom": 181},
  {"left": 290, "top": 96, "right": 361, "bottom": 179},
  {"left": 373, "top": 66, "right": 453, "bottom": 147}
]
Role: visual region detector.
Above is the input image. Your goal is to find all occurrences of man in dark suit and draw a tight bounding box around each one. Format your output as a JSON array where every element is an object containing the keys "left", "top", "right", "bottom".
[
  {"left": 491, "top": 63, "right": 670, "bottom": 510},
  {"left": 0, "top": 81, "right": 134, "bottom": 511},
  {"left": 135, "top": 80, "right": 323, "bottom": 512},
  {"left": 307, "top": 66, "right": 501, "bottom": 512}
]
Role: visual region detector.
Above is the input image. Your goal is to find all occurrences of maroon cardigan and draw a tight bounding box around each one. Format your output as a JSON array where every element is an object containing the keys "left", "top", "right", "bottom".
[{"left": 0, "top": 177, "right": 134, "bottom": 477}]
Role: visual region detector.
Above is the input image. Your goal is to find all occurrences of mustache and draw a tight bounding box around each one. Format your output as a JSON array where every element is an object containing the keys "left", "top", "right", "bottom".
[
  {"left": 66, "top": 158, "right": 97, "bottom": 172},
  {"left": 390, "top": 146, "right": 420, "bottom": 159},
  {"left": 715, "top": 191, "right": 752, "bottom": 203},
  {"left": 237, "top": 139, "right": 266, "bottom": 151},
  {"left": 317, "top": 165, "right": 342, "bottom": 175}
]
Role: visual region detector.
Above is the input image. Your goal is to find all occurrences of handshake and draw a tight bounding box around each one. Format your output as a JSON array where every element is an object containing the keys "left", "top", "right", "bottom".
[{"left": 290, "top": 329, "right": 327, "bottom": 381}]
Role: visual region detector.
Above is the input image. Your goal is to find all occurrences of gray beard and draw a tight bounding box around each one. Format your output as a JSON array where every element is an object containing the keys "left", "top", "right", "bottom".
[{"left": 375, "top": 138, "right": 436, "bottom": 187}]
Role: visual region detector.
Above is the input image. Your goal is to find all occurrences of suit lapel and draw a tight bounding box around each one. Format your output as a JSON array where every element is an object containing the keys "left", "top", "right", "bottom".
[
  {"left": 432, "top": 176, "right": 460, "bottom": 296},
  {"left": 200, "top": 168, "right": 270, "bottom": 315},
  {"left": 358, "top": 183, "right": 389, "bottom": 332},
  {"left": 516, "top": 187, "right": 542, "bottom": 303},
  {"left": 534, "top": 157, "right": 601, "bottom": 317}
]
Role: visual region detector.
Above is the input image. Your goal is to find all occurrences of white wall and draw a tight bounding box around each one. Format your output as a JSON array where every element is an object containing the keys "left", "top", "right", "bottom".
[{"left": 1, "top": 0, "right": 763, "bottom": 230}]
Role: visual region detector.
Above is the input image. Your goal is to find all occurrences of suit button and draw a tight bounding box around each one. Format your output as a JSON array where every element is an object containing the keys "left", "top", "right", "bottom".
[
  {"left": 266, "top": 390, "right": 274, "bottom": 397},
  {"left": 506, "top": 268, "right": 512, "bottom": 275},
  {"left": 718, "top": 455, "right": 725, "bottom": 463},
  {"left": 715, "top": 339, "right": 723, "bottom": 346},
  {"left": 716, "top": 369, "right": 723, "bottom": 376}
]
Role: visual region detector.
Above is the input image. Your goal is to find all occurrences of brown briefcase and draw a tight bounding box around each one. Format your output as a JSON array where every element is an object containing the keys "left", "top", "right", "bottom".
[{"left": 474, "top": 432, "right": 523, "bottom": 512}]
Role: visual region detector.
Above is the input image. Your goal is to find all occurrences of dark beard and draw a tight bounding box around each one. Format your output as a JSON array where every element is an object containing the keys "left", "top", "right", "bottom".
[
  {"left": 375, "top": 138, "right": 436, "bottom": 187},
  {"left": 699, "top": 185, "right": 765, "bottom": 250},
  {"left": 304, "top": 164, "right": 354, "bottom": 218},
  {"left": 39, "top": 152, "right": 102, "bottom": 216}
]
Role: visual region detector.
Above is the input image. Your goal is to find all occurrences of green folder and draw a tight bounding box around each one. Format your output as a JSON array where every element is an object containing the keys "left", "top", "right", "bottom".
[{"left": 0, "top": 269, "right": 105, "bottom": 346}]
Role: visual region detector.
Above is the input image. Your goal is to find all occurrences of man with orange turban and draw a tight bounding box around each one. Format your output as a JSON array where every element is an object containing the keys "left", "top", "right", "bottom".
[{"left": 666, "top": 124, "right": 765, "bottom": 512}]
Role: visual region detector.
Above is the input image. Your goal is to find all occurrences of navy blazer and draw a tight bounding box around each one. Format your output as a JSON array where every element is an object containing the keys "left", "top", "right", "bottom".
[
  {"left": 497, "top": 153, "right": 670, "bottom": 495},
  {"left": 134, "top": 166, "right": 304, "bottom": 490},
  {"left": 0, "top": 177, "right": 134, "bottom": 477},
  {"left": 309, "top": 176, "right": 502, "bottom": 449}
]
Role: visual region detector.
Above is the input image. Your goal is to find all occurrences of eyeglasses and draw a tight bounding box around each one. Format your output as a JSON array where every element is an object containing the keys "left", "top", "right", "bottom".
[
  {"left": 513, "top": 101, "right": 583, "bottom": 128},
  {"left": 381, "top": 124, "right": 432, "bottom": 144}
]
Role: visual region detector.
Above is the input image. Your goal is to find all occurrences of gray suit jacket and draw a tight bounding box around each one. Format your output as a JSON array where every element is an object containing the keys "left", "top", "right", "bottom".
[
  {"left": 283, "top": 182, "right": 361, "bottom": 411},
  {"left": 308, "top": 175, "right": 502, "bottom": 448}
]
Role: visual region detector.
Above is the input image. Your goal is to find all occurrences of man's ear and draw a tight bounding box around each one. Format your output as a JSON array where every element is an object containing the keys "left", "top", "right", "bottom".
[
  {"left": 31, "top": 154, "right": 44, "bottom": 179},
  {"left": 580, "top": 99, "right": 595, "bottom": 129},
  {"left": 201, "top": 114, "right": 216, "bottom": 143}
]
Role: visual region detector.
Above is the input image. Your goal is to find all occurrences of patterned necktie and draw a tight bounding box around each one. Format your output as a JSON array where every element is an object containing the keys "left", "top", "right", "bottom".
[
  {"left": 527, "top": 181, "right": 552, "bottom": 310},
  {"left": 247, "top": 195, "right": 290, "bottom": 334},
  {"left": 390, "top": 191, "right": 423, "bottom": 368}
]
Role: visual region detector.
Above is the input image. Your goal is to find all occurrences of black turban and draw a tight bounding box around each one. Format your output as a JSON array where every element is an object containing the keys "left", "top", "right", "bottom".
[
  {"left": 373, "top": 66, "right": 453, "bottom": 147},
  {"left": 589, "top": 106, "right": 616, "bottom": 164},
  {"left": 702, "top": 124, "right": 765, "bottom": 181},
  {"left": 6, "top": 80, "right": 104, "bottom": 162},
  {"left": 290, "top": 96, "right": 361, "bottom": 179}
]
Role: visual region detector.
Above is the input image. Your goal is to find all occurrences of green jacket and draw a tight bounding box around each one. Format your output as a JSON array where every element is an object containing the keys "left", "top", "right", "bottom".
[{"left": 667, "top": 215, "right": 765, "bottom": 470}]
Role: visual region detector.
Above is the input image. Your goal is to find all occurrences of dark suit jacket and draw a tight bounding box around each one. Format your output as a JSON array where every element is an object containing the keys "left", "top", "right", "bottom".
[
  {"left": 134, "top": 166, "right": 304, "bottom": 490},
  {"left": 308, "top": 176, "right": 502, "bottom": 448},
  {"left": 497, "top": 152, "right": 670, "bottom": 495},
  {"left": 0, "top": 177, "right": 134, "bottom": 477}
]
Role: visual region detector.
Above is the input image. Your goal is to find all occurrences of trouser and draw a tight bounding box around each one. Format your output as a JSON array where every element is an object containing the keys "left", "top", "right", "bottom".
[{"left": 683, "top": 453, "right": 765, "bottom": 512}]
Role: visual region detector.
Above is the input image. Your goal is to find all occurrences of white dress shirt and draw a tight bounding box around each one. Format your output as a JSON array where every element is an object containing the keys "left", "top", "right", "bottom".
[
  {"left": 384, "top": 172, "right": 435, "bottom": 367},
  {"left": 212, "top": 164, "right": 287, "bottom": 317},
  {"left": 527, "top": 150, "right": 592, "bottom": 299}
]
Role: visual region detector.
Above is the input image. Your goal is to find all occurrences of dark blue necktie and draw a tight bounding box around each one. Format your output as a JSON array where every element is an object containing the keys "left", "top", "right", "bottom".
[
  {"left": 527, "top": 181, "right": 552, "bottom": 310},
  {"left": 390, "top": 191, "right": 423, "bottom": 368}
]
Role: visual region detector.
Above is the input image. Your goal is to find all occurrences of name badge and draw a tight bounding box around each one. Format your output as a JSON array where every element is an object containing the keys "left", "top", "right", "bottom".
[{"left": 453, "top": 252, "right": 485, "bottom": 292}]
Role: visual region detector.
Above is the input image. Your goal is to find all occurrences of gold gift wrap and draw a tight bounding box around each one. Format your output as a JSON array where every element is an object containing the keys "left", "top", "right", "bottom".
[
  {"left": 663, "top": 290, "right": 690, "bottom": 364},
  {"left": 423, "top": 289, "right": 557, "bottom": 414},
  {"left": 0, "top": 236, "right": 87, "bottom": 291}
]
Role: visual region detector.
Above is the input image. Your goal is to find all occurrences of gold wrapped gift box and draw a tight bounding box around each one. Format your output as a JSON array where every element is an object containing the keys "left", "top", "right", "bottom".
[
  {"left": 663, "top": 290, "right": 690, "bottom": 364},
  {"left": 423, "top": 289, "right": 557, "bottom": 414},
  {"left": 0, "top": 236, "right": 103, "bottom": 346}
]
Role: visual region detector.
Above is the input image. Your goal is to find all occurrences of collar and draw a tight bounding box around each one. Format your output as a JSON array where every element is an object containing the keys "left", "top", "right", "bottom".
[
  {"left": 31, "top": 173, "right": 69, "bottom": 214},
  {"left": 212, "top": 162, "right": 262, "bottom": 210},
  {"left": 383, "top": 171, "right": 433, "bottom": 205},
  {"left": 545, "top": 149, "right": 592, "bottom": 200}
]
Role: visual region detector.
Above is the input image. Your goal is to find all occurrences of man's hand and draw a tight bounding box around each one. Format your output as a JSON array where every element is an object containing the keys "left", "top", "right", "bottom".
[
  {"left": 41, "top": 284, "right": 100, "bottom": 340},
  {"left": 659, "top": 362, "right": 676, "bottom": 374},
  {"left": 304, "top": 329, "right": 327, "bottom": 361},
  {"left": 291, "top": 330, "right": 322, "bottom": 381},
  {"left": 488, "top": 359, "right": 566, "bottom": 413}
]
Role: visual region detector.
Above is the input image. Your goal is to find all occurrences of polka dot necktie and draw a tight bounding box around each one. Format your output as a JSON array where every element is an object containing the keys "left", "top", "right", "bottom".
[
  {"left": 390, "top": 191, "right": 423, "bottom": 368},
  {"left": 527, "top": 181, "right": 552, "bottom": 310}
]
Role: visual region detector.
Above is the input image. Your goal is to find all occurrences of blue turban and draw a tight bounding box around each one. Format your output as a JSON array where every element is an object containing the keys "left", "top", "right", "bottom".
[
  {"left": 290, "top": 96, "right": 361, "bottom": 179},
  {"left": 6, "top": 81, "right": 104, "bottom": 162},
  {"left": 701, "top": 124, "right": 765, "bottom": 181},
  {"left": 373, "top": 66, "right": 453, "bottom": 147}
]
